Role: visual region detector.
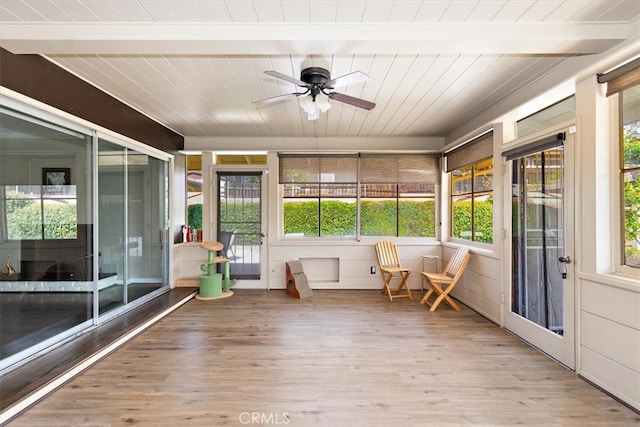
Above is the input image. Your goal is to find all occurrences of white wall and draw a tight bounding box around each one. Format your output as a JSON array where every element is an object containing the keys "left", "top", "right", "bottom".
[
  {"left": 579, "top": 276, "right": 640, "bottom": 410},
  {"left": 574, "top": 75, "right": 640, "bottom": 411},
  {"left": 447, "top": 246, "right": 502, "bottom": 324},
  {"left": 267, "top": 241, "right": 441, "bottom": 291}
]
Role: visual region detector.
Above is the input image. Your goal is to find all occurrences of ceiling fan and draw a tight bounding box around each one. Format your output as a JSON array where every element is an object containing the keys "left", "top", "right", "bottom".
[{"left": 253, "top": 67, "right": 376, "bottom": 120}]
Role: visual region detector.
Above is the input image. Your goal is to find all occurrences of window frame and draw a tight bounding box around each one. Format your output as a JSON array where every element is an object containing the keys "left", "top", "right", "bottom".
[
  {"left": 615, "top": 86, "right": 640, "bottom": 276},
  {"left": 3, "top": 183, "right": 78, "bottom": 241},
  {"left": 278, "top": 153, "right": 439, "bottom": 239},
  {"left": 445, "top": 131, "right": 495, "bottom": 247},
  {"left": 186, "top": 154, "right": 203, "bottom": 235},
  {"left": 449, "top": 157, "right": 494, "bottom": 245}
]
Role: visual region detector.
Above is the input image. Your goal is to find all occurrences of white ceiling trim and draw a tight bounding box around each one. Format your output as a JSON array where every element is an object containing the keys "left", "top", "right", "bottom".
[
  {"left": 185, "top": 136, "right": 444, "bottom": 152},
  {"left": 0, "top": 22, "right": 631, "bottom": 55}
]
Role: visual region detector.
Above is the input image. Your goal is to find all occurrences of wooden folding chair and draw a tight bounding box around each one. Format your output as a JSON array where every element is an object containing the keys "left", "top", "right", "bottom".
[
  {"left": 420, "top": 247, "right": 470, "bottom": 311},
  {"left": 375, "top": 241, "right": 413, "bottom": 301}
]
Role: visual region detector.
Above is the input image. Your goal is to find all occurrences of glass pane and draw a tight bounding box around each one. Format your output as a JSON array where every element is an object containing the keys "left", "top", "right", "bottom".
[
  {"left": 361, "top": 183, "right": 397, "bottom": 198},
  {"left": 187, "top": 154, "right": 203, "bottom": 234},
  {"left": 9, "top": 185, "right": 41, "bottom": 198},
  {"left": 361, "top": 198, "right": 398, "bottom": 236},
  {"left": 623, "top": 171, "right": 640, "bottom": 268},
  {"left": 320, "top": 183, "right": 357, "bottom": 198},
  {"left": 452, "top": 194, "right": 473, "bottom": 240},
  {"left": 473, "top": 194, "right": 493, "bottom": 243},
  {"left": 517, "top": 96, "right": 575, "bottom": 138},
  {"left": 512, "top": 147, "right": 565, "bottom": 334},
  {"left": 474, "top": 158, "right": 493, "bottom": 192},
  {"left": 318, "top": 183, "right": 356, "bottom": 237},
  {"left": 219, "top": 173, "right": 262, "bottom": 279},
  {"left": 621, "top": 85, "right": 640, "bottom": 268},
  {"left": 398, "top": 198, "right": 436, "bottom": 237},
  {"left": 127, "top": 151, "right": 168, "bottom": 303},
  {"left": 398, "top": 183, "right": 434, "bottom": 197},
  {"left": 452, "top": 165, "right": 473, "bottom": 195},
  {"left": 621, "top": 85, "right": 640, "bottom": 169},
  {"left": 320, "top": 199, "right": 356, "bottom": 237},
  {"left": 283, "top": 199, "right": 319, "bottom": 236},
  {"left": 6, "top": 196, "right": 42, "bottom": 240},
  {"left": 0, "top": 107, "right": 93, "bottom": 363},
  {"left": 43, "top": 198, "right": 77, "bottom": 239},
  {"left": 98, "top": 140, "right": 126, "bottom": 315},
  {"left": 282, "top": 183, "right": 319, "bottom": 198},
  {"left": 361, "top": 182, "right": 398, "bottom": 236}
]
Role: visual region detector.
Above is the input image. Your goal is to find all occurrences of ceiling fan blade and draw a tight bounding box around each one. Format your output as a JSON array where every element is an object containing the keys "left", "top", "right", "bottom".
[
  {"left": 253, "top": 92, "right": 302, "bottom": 106},
  {"left": 329, "top": 92, "right": 376, "bottom": 110},
  {"left": 325, "top": 71, "right": 369, "bottom": 89},
  {"left": 264, "top": 70, "right": 307, "bottom": 87}
]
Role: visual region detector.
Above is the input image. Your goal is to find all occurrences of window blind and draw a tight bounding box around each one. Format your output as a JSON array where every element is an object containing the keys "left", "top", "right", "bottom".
[
  {"left": 360, "top": 154, "right": 440, "bottom": 184},
  {"left": 445, "top": 131, "right": 493, "bottom": 172},
  {"left": 502, "top": 132, "right": 565, "bottom": 161},
  {"left": 279, "top": 153, "right": 439, "bottom": 184},
  {"left": 597, "top": 57, "right": 640, "bottom": 97},
  {"left": 278, "top": 154, "right": 358, "bottom": 183}
]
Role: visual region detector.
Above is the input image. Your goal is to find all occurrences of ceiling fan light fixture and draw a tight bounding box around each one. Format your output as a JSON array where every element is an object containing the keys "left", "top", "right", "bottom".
[
  {"left": 298, "top": 94, "right": 314, "bottom": 111},
  {"left": 299, "top": 94, "right": 331, "bottom": 121},
  {"left": 316, "top": 95, "right": 331, "bottom": 113},
  {"left": 254, "top": 67, "right": 375, "bottom": 118},
  {"left": 307, "top": 106, "right": 320, "bottom": 121}
]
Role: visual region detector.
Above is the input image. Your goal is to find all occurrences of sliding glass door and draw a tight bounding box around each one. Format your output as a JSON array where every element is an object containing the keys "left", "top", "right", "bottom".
[
  {"left": 0, "top": 106, "right": 94, "bottom": 368},
  {"left": 97, "top": 141, "right": 126, "bottom": 314},
  {"left": 0, "top": 97, "right": 172, "bottom": 371},
  {"left": 97, "top": 141, "right": 169, "bottom": 317},
  {"left": 126, "top": 151, "right": 169, "bottom": 303}
]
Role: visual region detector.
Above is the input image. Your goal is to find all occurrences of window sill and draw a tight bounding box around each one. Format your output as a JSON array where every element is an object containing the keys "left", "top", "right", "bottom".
[
  {"left": 273, "top": 237, "right": 441, "bottom": 246},
  {"left": 443, "top": 239, "right": 497, "bottom": 258},
  {"left": 578, "top": 271, "right": 640, "bottom": 293}
]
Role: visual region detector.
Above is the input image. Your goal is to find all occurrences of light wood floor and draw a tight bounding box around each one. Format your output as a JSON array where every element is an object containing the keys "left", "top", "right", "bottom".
[{"left": 8, "top": 290, "right": 640, "bottom": 426}]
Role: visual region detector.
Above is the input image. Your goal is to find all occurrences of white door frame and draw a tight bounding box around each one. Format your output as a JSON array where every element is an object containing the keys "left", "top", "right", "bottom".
[
  {"left": 502, "top": 123, "right": 576, "bottom": 369},
  {"left": 210, "top": 164, "right": 268, "bottom": 289}
]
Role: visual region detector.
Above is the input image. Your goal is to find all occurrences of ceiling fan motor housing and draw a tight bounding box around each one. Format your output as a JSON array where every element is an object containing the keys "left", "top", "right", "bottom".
[{"left": 301, "top": 67, "right": 331, "bottom": 86}]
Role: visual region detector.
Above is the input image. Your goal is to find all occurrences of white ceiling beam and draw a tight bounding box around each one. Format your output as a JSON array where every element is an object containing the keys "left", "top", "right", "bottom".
[
  {"left": 0, "top": 22, "right": 630, "bottom": 55},
  {"left": 184, "top": 136, "right": 444, "bottom": 151}
]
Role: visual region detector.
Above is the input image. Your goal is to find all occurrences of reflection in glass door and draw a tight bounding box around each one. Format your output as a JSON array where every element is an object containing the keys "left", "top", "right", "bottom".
[
  {"left": 126, "top": 151, "right": 169, "bottom": 303},
  {"left": 217, "top": 172, "right": 262, "bottom": 280},
  {"left": 97, "top": 142, "right": 169, "bottom": 316},
  {"left": 97, "top": 140, "right": 126, "bottom": 314}
]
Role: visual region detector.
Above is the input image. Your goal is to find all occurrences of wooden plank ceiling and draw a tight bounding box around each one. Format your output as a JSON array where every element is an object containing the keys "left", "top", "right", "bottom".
[{"left": 0, "top": 1, "right": 639, "bottom": 140}]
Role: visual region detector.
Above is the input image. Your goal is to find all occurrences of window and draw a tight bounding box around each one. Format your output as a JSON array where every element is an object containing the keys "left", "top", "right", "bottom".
[
  {"left": 517, "top": 96, "right": 575, "bottom": 138},
  {"left": 279, "top": 154, "right": 438, "bottom": 238},
  {"left": 4, "top": 183, "right": 77, "bottom": 240},
  {"left": 620, "top": 84, "right": 640, "bottom": 268},
  {"left": 186, "top": 154, "right": 203, "bottom": 236},
  {"left": 446, "top": 132, "right": 494, "bottom": 243},
  {"left": 360, "top": 155, "right": 437, "bottom": 237},
  {"left": 1, "top": 107, "right": 83, "bottom": 241},
  {"left": 280, "top": 155, "right": 358, "bottom": 237},
  {"left": 598, "top": 58, "right": 640, "bottom": 269}
]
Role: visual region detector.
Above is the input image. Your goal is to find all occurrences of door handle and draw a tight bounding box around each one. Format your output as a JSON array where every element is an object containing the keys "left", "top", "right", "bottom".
[{"left": 558, "top": 255, "right": 571, "bottom": 264}]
